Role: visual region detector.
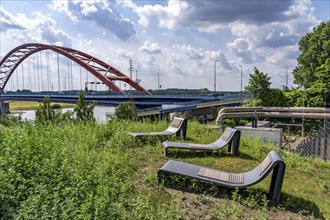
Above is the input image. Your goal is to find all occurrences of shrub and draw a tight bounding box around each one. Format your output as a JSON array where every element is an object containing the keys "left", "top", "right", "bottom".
[
  {"left": 114, "top": 101, "right": 137, "bottom": 120},
  {"left": 74, "top": 91, "right": 96, "bottom": 122},
  {"left": 35, "top": 96, "right": 64, "bottom": 124}
]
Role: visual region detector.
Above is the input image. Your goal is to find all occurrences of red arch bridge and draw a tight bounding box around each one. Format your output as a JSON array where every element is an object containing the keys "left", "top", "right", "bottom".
[{"left": 0, "top": 43, "right": 150, "bottom": 95}]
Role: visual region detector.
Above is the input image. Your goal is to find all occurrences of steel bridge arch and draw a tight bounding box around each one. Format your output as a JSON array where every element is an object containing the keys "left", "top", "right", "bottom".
[{"left": 0, "top": 43, "right": 150, "bottom": 95}]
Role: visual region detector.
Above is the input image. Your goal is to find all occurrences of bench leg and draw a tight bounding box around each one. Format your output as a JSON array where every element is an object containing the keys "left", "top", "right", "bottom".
[
  {"left": 269, "top": 163, "right": 286, "bottom": 205},
  {"left": 163, "top": 147, "right": 169, "bottom": 157}
]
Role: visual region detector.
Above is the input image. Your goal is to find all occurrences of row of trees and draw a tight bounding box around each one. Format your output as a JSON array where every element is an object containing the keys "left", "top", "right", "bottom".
[
  {"left": 35, "top": 90, "right": 137, "bottom": 124},
  {"left": 245, "top": 21, "right": 330, "bottom": 107},
  {"left": 35, "top": 91, "right": 96, "bottom": 124}
]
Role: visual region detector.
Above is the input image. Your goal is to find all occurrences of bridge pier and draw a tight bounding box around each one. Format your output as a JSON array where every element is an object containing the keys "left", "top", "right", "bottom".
[{"left": 0, "top": 101, "right": 10, "bottom": 115}]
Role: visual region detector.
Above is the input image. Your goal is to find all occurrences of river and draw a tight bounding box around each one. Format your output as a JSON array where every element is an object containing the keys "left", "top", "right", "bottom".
[{"left": 12, "top": 106, "right": 116, "bottom": 123}]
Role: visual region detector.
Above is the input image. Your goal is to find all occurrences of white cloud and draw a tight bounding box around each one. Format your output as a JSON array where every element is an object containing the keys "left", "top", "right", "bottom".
[
  {"left": 266, "top": 45, "right": 300, "bottom": 66},
  {"left": 227, "top": 38, "right": 254, "bottom": 64},
  {"left": 0, "top": 6, "right": 25, "bottom": 31},
  {"left": 173, "top": 44, "right": 233, "bottom": 70},
  {"left": 135, "top": 1, "right": 189, "bottom": 30},
  {"left": 139, "top": 41, "right": 162, "bottom": 54},
  {"left": 115, "top": 49, "right": 134, "bottom": 59},
  {"left": 81, "top": 3, "right": 98, "bottom": 16},
  {"left": 134, "top": 0, "right": 296, "bottom": 32},
  {"left": 226, "top": 0, "right": 319, "bottom": 69},
  {"left": 138, "top": 54, "right": 159, "bottom": 73},
  {"left": 216, "top": 52, "right": 233, "bottom": 71},
  {"left": 0, "top": 7, "right": 71, "bottom": 47},
  {"left": 34, "top": 12, "right": 72, "bottom": 47},
  {"left": 165, "top": 53, "right": 189, "bottom": 76},
  {"left": 134, "top": 0, "right": 319, "bottom": 71},
  {"left": 174, "top": 44, "right": 204, "bottom": 60},
  {"left": 222, "top": 1, "right": 317, "bottom": 50},
  {"left": 51, "top": 0, "right": 136, "bottom": 41}
]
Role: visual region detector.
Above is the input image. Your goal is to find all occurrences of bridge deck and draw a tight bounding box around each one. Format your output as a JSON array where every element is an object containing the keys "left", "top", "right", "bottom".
[{"left": 0, "top": 93, "right": 250, "bottom": 117}]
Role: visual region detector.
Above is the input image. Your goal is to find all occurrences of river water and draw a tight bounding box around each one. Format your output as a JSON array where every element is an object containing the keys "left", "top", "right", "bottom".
[{"left": 12, "top": 106, "right": 116, "bottom": 123}]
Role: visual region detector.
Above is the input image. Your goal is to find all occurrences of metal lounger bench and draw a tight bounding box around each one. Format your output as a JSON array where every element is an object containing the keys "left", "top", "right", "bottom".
[
  {"left": 157, "top": 150, "right": 286, "bottom": 204},
  {"left": 162, "top": 127, "right": 240, "bottom": 156},
  {"left": 129, "top": 117, "right": 188, "bottom": 139}
]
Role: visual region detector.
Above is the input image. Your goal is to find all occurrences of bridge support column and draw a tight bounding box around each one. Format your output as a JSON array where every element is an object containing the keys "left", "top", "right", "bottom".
[{"left": 0, "top": 101, "right": 10, "bottom": 115}]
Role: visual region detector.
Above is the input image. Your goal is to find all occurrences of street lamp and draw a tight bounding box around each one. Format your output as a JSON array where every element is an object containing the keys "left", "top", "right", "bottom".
[
  {"left": 239, "top": 65, "right": 243, "bottom": 96},
  {"left": 214, "top": 60, "right": 219, "bottom": 93}
]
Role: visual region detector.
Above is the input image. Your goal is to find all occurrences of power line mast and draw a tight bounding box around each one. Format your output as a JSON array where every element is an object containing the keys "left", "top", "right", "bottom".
[
  {"left": 280, "top": 66, "right": 290, "bottom": 91},
  {"left": 285, "top": 66, "right": 289, "bottom": 90}
]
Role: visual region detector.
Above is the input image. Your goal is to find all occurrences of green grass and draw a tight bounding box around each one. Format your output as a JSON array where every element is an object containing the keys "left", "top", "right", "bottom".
[
  {"left": 9, "top": 101, "right": 76, "bottom": 111},
  {"left": 0, "top": 119, "right": 329, "bottom": 219}
]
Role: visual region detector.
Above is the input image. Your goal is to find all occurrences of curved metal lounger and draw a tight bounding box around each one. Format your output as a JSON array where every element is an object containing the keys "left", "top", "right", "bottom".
[
  {"left": 162, "top": 127, "right": 241, "bottom": 156},
  {"left": 158, "top": 150, "right": 286, "bottom": 204},
  {"left": 129, "top": 117, "right": 187, "bottom": 139}
]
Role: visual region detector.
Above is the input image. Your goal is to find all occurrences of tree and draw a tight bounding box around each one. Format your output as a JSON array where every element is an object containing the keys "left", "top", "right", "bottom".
[
  {"left": 114, "top": 101, "right": 137, "bottom": 120},
  {"left": 245, "top": 67, "right": 271, "bottom": 106},
  {"left": 35, "top": 96, "right": 58, "bottom": 124},
  {"left": 308, "top": 58, "right": 330, "bottom": 107},
  {"left": 35, "top": 96, "right": 73, "bottom": 124},
  {"left": 293, "top": 21, "right": 330, "bottom": 88},
  {"left": 285, "top": 89, "right": 303, "bottom": 107},
  {"left": 35, "top": 91, "right": 96, "bottom": 124},
  {"left": 74, "top": 90, "right": 96, "bottom": 122},
  {"left": 268, "top": 88, "right": 289, "bottom": 107}
]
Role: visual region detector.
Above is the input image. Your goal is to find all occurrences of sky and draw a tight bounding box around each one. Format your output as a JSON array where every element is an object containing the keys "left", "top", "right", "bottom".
[{"left": 0, "top": 0, "right": 329, "bottom": 92}]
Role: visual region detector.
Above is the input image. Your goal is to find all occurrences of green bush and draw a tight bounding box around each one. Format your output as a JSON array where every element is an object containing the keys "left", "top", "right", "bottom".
[
  {"left": 114, "top": 101, "right": 137, "bottom": 120},
  {"left": 0, "top": 113, "right": 21, "bottom": 126},
  {"left": 35, "top": 96, "right": 63, "bottom": 124},
  {"left": 35, "top": 91, "right": 96, "bottom": 125},
  {"left": 74, "top": 91, "right": 96, "bottom": 122}
]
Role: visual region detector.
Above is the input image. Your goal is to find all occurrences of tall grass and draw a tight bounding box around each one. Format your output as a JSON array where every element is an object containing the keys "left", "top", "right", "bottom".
[{"left": 0, "top": 119, "right": 329, "bottom": 219}]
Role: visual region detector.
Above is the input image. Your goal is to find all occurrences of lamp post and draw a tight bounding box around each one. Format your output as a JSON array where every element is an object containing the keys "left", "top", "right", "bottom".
[
  {"left": 302, "top": 78, "right": 306, "bottom": 137},
  {"left": 302, "top": 67, "right": 307, "bottom": 138},
  {"left": 239, "top": 65, "right": 243, "bottom": 96},
  {"left": 214, "top": 60, "right": 219, "bottom": 93}
]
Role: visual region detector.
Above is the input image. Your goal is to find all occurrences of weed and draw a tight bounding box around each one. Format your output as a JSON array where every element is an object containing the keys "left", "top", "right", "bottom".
[{"left": 231, "top": 204, "right": 243, "bottom": 220}]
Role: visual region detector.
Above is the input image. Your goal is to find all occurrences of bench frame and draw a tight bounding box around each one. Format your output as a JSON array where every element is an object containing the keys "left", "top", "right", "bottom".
[
  {"left": 158, "top": 150, "right": 286, "bottom": 205},
  {"left": 162, "top": 127, "right": 241, "bottom": 156},
  {"left": 129, "top": 117, "right": 188, "bottom": 139}
]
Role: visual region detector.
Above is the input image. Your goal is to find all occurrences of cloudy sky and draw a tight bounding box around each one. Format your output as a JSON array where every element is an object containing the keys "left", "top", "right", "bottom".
[{"left": 0, "top": 0, "right": 329, "bottom": 92}]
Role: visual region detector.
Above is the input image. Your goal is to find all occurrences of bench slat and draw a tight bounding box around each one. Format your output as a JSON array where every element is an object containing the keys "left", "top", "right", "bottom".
[
  {"left": 258, "top": 155, "right": 272, "bottom": 175},
  {"left": 198, "top": 167, "right": 230, "bottom": 182}
]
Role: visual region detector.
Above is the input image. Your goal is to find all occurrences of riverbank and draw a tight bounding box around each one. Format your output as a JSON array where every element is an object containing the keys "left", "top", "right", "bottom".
[{"left": 8, "top": 101, "right": 76, "bottom": 111}]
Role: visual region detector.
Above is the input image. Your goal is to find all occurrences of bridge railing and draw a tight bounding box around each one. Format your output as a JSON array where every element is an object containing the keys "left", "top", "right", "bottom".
[
  {"left": 137, "top": 106, "right": 162, "bottom": 113},
  {"left": 136, "top": 98, "right": 212, "bottom": 114},
  {"left": 136, "top": 95, "right": 251, "bottom": 116}
]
